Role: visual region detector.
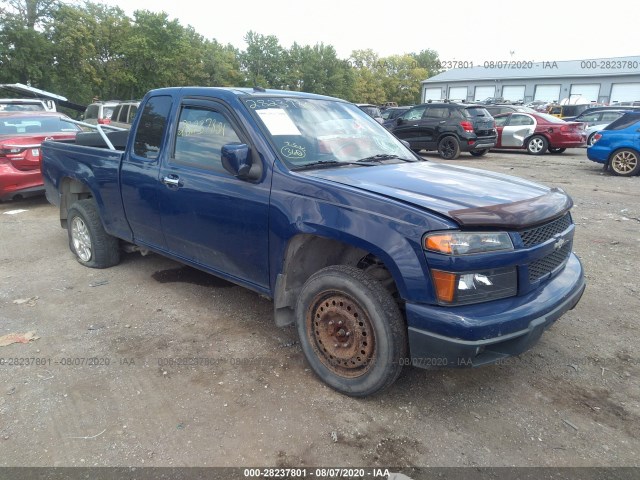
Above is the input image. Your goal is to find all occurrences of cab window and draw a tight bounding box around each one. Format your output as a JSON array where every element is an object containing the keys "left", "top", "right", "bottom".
[{"left": 133, "top": 96, "right": 172, "bottom": 159}]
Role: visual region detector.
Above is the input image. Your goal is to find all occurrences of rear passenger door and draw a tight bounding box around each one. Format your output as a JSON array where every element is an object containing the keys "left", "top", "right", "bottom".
[
  {"left": 420, "top": 106, "right": 450, "bottom": 148},
  {"left": 157, "top": 99, "right": 270, "bottom": 289}
]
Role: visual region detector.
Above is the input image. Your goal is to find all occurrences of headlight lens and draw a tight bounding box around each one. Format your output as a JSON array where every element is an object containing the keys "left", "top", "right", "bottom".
[
  {"left": 431, "top": 267, "right": 518, "bottom": 305},
  {"left": 425, "top": 231, "right": 513, "bottom": 255}
]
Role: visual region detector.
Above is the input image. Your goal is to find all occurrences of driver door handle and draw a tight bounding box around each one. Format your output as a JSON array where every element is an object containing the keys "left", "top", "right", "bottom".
[{"left": 162, "top": 175, "right": 181, "bottom": 187}]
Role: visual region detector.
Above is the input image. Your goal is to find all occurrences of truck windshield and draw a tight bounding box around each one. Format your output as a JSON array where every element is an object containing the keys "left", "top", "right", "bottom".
[{"left": 244, "top": 97, "right": 415, "bottom": 168}]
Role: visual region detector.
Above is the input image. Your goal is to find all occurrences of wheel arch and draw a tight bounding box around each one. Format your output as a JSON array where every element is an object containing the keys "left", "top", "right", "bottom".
[
  {"left": 58, "top": 177, "right": 94, "bottom": 228},
  {"left": 273, "top": 233, "right": 404, "bottom": 327}
]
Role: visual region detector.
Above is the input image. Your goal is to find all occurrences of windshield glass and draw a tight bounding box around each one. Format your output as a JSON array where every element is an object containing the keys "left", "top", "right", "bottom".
[{"left": 244, "top": 97, "right": 415, "bottom": 168}]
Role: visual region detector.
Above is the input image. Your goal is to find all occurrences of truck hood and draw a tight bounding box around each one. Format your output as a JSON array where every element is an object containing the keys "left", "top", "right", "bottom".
[{"left": 303, "top": 162, "right": 572, "bottom": 228}]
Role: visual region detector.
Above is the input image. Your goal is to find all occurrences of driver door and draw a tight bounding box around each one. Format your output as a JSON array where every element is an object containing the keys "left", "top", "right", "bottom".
[{"left": 157, "top": 99, "right": 271, "bottom": 289}]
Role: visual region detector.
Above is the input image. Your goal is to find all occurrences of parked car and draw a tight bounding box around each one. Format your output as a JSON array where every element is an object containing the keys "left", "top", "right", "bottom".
[
  {"left": 564, "top": 105, "right": 640, "bottom": 122},
  {"left": 0, "top": 112, "right": 81, "bottom": 200},
  {"left": 389, "top": 102, "right": 496, "bottom": 159},
  {"left": 41, "top": 86, "right": 585, "bottom": 396},
  {"left": 477, "top": 97, "right": 505, "bottom": 105},
  {"left": 485, "top": 105, "right": 537, "bottom": 116},
  {"left": 83, "top": 100, "right": 120, "bottom": 125},
  {"left": 381, "top": 106, "right": 411, "bottom": 129},
  {"left": 587, "top": 112, "right": 640, "bottom": 176},
  {"left": 109, "top": 101, "right": 140, "bottom": 129},
  {"left": 356, "top": 104, "right": 384, "bottom": 123},
  {"left": 547, "top": 104, "right": 592, "bottom": 119},
  {"left": 492, "top": 112, "right": 586, "bottom": 154},
  {"left": 572, "top": 110, "right": 629, "bottom": 146},
  {"left": 0, "top": 98, "right": 54, "bottom": 112}
]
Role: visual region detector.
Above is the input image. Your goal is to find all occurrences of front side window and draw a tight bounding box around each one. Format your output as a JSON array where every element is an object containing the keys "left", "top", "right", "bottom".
[
  {"left": 403, "top": 106, "right": 426, "bottom": 121},
  {"left": 172, "top": 106, "right": 241, "bottom": 173},
  {"left": 133, "top": 96, "right": 172, "bottom": 159}
]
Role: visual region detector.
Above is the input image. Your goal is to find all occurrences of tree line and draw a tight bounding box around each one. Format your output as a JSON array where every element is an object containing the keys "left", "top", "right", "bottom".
[{"left": 0, "top": 0, "right": 442, "bottom": 109}]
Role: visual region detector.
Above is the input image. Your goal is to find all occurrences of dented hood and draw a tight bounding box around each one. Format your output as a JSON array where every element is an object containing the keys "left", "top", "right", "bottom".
[{"left": 304, "top": 162, "right": 572, "bottom": 228}]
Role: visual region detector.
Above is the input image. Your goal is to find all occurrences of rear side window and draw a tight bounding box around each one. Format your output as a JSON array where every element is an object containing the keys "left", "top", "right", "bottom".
[
  {"left": 425, "top": 107, "right": 449, "bottom": 118},
  {"left": 84, "top": 104, "right": 99, "bottom": 119},
  {"left": 605, "top": 114, "right": 640, "bottom": 131},
  {"left": 112, "top": 105, "right": 123, "bottom": 122},
  {"left": 464, "top": 107, "right": 491, "bottom": 118},
  {"left": 133, "top": 96, "right": 172, "bottom": 159}
]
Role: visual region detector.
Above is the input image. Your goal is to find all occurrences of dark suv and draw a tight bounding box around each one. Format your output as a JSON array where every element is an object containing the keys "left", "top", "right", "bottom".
[{"left": 390, "top": 102, "right": 496, "bottom": 159}]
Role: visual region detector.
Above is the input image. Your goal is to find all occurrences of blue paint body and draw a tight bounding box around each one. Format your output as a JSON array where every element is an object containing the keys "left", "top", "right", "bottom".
[{"left": 42, "top": 87, "right": 585, "bottom": 366}]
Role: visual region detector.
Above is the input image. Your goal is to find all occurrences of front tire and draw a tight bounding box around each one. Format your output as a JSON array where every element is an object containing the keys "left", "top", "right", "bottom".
[
  {"left": 67, "top": 199, "right": 120, "bottom": 268},
  {"left": 438, "top": 136, "right": 461, "bottom": 160},
  {"left": 609, "top": 148, "right": 640, "bottom": 176},
  {"left": 295, "top": 265, "right": 407, "bottom": 397},
  {"left": 526, "top": 135, "right": 548, "bottom": 155}
]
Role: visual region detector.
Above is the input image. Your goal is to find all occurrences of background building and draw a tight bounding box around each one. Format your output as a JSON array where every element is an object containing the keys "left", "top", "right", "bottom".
[{"left": 421, "top": 56, "right": 640, "bottom": 104}]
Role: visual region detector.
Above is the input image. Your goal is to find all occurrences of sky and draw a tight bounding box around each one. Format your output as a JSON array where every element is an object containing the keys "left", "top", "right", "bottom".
[{"left": 96, "top": 0, "right": 638, "bottom": 64}]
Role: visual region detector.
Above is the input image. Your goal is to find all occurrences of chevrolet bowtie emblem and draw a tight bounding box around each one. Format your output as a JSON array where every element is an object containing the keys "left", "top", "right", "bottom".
[{"left": 554, "top": 237, "right": 568, "bottom": 250}]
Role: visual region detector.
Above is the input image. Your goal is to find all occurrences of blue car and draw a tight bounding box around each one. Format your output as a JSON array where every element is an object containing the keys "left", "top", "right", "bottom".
[{"left": 587, "top": 112, "right": 640, "bottom": 176}]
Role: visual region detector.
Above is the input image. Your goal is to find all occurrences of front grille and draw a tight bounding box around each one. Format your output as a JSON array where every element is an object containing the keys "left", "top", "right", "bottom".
[
  {"left": 519, "top": 213, "right": 572, "bottom": 248},
  {"left": 528, "top": 242, "right": 572, "bottom": 283}
]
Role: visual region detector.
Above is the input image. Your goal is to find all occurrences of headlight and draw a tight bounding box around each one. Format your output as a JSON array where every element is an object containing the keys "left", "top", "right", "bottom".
[
  {"left": 431, "top": 267, "right": 517, "bottom": 305},
  {"left": 424, "top": 231, "right": 513, "bottom": 255}
]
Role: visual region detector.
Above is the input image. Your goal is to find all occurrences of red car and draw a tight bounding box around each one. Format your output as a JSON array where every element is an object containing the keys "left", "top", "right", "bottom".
[
  {"left": 0, "top": 112, "right": 81, "bottom": 201},
  {"left": 493, "top": 112, "right": 586, "bottom": 155}
]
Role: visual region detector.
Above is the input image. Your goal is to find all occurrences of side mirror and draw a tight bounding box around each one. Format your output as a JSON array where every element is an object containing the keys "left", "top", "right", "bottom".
[
  {"left": 400, "top": 139, "right": 411, "bottom": 149},
  {"left": 397, "top": 118, "right": 405, "bottom": 126},
  {"left": 221, "top": 143, "right": 252, "bottom": 179}
]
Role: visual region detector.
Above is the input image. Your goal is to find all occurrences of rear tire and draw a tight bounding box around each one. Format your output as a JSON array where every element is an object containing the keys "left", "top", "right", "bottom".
[
  {"left": 438, "top": 136, "right": 461, "bottom": 160},
  {"left": 67, "top": 199, "right": 120, "bottom": 268},
  {"left": 609, "top": 148, "right": 640, "bottom": 176},
  {"left": 295, "top": 265, "right": 407, "bottom": 397},
  {"left": 526, "top": 135, "right": 548, "bottom": 155}
]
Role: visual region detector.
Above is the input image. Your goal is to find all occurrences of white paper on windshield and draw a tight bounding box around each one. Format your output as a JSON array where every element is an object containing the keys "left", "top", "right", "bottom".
[{"left": 255, "top": 108, "right": 301, "bottom": 136}]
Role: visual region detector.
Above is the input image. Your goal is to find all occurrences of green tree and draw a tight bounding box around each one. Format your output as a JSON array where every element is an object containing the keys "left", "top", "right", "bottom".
[
  {"left": 378, "top": 55, "right": 428, "bottom": 105},
  {"left": 0, "top": 0, "right": 58, "bottom": 86},
  {"left": 239, "top": 31, "right": 286, "bottom": 88},
  {"left": 348, "top": 49, "right": 385, "bottom": 104},
  {"left": 284, "top": 42, "right": 353, "bottom": 99},
  {"left": 201, "top": 39, "right": 243, "bottom": 87},
  {"left": 410, "top": 49, "right": 442, "bottom": 78}
]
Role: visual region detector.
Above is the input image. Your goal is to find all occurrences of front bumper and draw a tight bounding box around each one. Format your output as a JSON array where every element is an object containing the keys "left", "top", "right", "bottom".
[{"left": 405, "top": 253, "right": 585, "bottom": 368}]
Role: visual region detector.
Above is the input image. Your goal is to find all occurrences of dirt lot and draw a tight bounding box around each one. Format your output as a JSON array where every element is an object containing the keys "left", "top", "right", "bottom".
[{"left": 0, "top": 148, "right": 638, "bottom": 468}]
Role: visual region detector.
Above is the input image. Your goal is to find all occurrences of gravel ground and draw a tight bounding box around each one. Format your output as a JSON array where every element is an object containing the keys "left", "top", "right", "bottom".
[{"left": 0, "top": 148, "right": 638, "bottom": 468}]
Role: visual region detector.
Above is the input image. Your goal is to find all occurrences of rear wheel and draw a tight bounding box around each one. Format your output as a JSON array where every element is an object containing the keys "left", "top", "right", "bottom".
[
  {"left": 548, "top": 147, "right": 566, "bottom": 154},
  {"left": 295, "top": 265, "right": 407, "bottom": 397},
  {"left": 526, "top": 135, "right": 548, "bottom": 155},
  {"left": 470, "top": 149, "right": 488, "bottom": 157},
  {"left": 67, "top": 199, "right": 120, "bottom": 268},
  {"left": 437, "top": 136, "right": 461, "bottom": 160},
  {"left": 609, "top": 148, "right": 640, "bottom": 176}
]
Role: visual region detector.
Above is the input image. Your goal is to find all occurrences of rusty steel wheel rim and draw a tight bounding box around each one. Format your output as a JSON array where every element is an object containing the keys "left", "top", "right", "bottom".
[{"left": 306, "top": 291, "right": 376, "bottom": 378}]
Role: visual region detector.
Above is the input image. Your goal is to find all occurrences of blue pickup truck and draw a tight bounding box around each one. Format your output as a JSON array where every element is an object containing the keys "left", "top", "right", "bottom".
[{"left": 42, "top": 87, "right": 585, "bottom": 396}]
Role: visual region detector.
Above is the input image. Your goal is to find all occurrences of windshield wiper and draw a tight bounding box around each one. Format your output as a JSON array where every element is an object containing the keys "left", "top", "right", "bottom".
[
  {"left": 356, "top": 154, "right": 417, "bottom": 163},
  {"left": 293, "top": 160, "right": 377, "bottom": 170}
]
